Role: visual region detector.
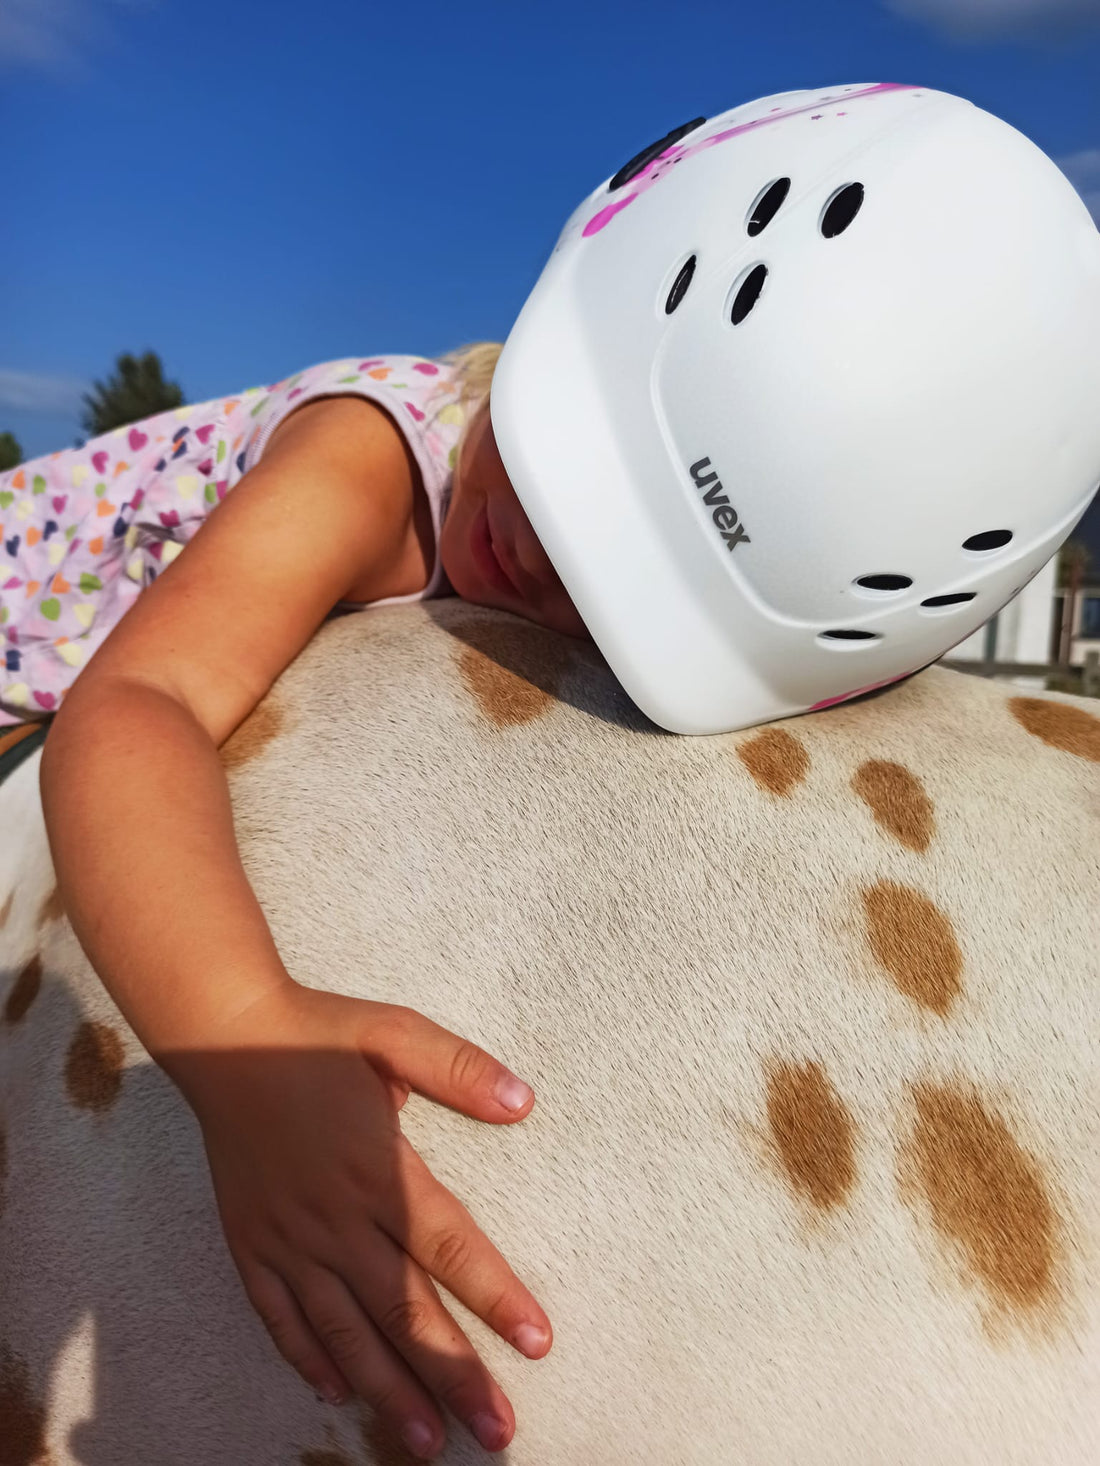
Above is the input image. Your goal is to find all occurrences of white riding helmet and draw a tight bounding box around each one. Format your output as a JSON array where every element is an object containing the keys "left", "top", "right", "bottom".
[{"left": 489, "top": 82, "right": 1100, "bottom": 734}]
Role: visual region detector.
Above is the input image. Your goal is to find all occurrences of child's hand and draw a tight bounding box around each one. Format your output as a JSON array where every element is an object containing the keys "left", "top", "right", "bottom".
[{"left": 166, "top": 981, "right": 552, "bottom": 1460}]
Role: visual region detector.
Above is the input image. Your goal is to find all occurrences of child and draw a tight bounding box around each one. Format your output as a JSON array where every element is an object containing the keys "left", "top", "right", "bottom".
[
  {"left": 1, "top": 345, "right": 586, "bottom": 725},
  {"left": 3, "top": 343, "right": 568, "bottom": 1461},
  {"left": 8, "top": 77, "right": 1100, "bottom": 1463}
]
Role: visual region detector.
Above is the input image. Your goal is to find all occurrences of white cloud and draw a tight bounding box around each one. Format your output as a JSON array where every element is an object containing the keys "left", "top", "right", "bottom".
[
  {"left": 886, "top": 0, "right": 1100, "bottom": 42},
  {"left": 0, "top": 0, "right": 157, "bottom": 77},
  {"left": 0, "top": 369, "right": 88, "bottom": 416},
  {"left": 1055, "top": 149, "right": 1100, "bottom": 225}
]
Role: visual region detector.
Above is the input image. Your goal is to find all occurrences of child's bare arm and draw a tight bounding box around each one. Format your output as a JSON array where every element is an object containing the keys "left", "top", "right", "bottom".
[
  {"left": 43, "top": 672, "right": 295, "bottom": 1054},
  {"left": 39, "top": 394, "right": 416, "bottom": 1054},
  {"left": 37, "top": 396, "right": 551, "bottom": 1457}
]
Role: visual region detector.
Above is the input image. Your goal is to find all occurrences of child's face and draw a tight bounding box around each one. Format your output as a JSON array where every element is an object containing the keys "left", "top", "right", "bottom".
[{"left": 439, "top": 397, "right": 591, "bottom": 640}]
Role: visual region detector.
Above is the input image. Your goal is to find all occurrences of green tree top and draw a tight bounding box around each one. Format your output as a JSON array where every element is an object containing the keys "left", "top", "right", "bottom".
[
  {"left": 0, "top": 431, "right": 24, "bottom": 472},
  {"left": 80, "top": 351, "right": 185, "bottom": 438}
]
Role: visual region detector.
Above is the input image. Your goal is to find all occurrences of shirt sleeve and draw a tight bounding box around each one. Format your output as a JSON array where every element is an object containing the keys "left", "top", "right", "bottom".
[
  {"left": 230, "top": 355, "right": 462, "bottom": 608},
  {"left": 237, "top": 357, "right": 446, "bottom": 484}
]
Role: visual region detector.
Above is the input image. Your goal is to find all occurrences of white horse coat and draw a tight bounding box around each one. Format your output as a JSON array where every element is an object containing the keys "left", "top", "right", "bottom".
[{"left": 1, "top": 600, "right": 1098, "bottom": 1464}]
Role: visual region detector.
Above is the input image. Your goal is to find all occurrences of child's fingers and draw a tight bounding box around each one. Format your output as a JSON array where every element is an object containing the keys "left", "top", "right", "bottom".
[
  {"left": 357, "top": 1005, "right": 535, "bottom": 1125},
  {"left": 391, "top": 1136, "right": 553, "bottom": 1361},
  {"left": 238, "top": 1260, "right": 352, "bottom": 1412},
  {"left": 242, "top": 1258, "right": 446, "bottom": 1459},
  {"left": 299, "top": 1236, "right": 517, "bottom": 1455}
]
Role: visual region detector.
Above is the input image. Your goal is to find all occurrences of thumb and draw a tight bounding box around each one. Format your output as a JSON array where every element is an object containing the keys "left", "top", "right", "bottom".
[{"left": 359, "top": 1004, "right": 536, "bottom": 1124}]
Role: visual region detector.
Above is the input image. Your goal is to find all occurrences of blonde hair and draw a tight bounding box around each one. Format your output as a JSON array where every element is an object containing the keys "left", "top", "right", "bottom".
[{"left": 434, "top": 339, "right": 504, "bottom": 465}]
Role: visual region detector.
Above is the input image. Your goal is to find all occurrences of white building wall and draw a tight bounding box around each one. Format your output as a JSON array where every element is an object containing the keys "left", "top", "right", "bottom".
[
  {"left": 945, "top": 552, "right": 1058, "bottom": 689},
  {"left": 948, "top": 624, "right": 989, "bottom": 661},
  {"left": 1008, "top": 555, "right": 1059, "bottom": 661}
]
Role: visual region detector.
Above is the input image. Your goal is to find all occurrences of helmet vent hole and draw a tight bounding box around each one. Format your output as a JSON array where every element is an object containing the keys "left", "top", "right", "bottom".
[
  {"left": 820, "top": 182, "right": 864, "bottom": 238},
  {"left": 730, "top": 264, "right": 768, "bottom": 325},
  {"left": 921, "top": 592, "right": 977, "bottom": 609},
  {"left": 746, "top": 178, "right": 791, "bottom": 237},
  {"left": 962, "top": 529, "right": 1013, "bottom": 552},
  {"left": 854, "top": 573, "right": 911, "bottom": 593},
  {"left": 665, "top": 256, "right": 696, "bottom": 314},
  {"left": 818, "top": 629, "right": 882, "bottom": 643},
  {"left": 607, "top": 116, "right": 708, "bottom": 191}
]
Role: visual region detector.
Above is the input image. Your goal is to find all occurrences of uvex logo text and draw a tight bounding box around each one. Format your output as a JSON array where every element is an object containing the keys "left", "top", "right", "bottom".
[{"left": 689, "top": 458, "right": 751, "bottom": 551}]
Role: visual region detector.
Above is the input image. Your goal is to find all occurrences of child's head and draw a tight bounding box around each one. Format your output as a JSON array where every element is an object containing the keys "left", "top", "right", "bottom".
[
  {"left": 436, "top": 343, "right": 590, "bottom": 640},
  {"left": 476, "top": 83, "right": 1100, "bottom": 734}
]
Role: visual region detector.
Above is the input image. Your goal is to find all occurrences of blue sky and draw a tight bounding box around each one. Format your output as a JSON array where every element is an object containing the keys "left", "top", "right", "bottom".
[{"left": 3, "top": 0, "right": 1100, "bottom": 515}]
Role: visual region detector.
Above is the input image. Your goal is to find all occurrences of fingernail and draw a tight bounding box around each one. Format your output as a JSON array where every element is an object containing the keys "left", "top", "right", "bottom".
[
  {"left": 470, "top": 1411, "right": 506, "bottom": 1450},
  {"left": 316, "top": 1384, "right": 345, "bottom": 1406},
  {"left": 401, "top": 1419, "right": 436, "bottom": 1456},
  {"left": 495, "top": 1072, "right": 532, "bottom": 1112},
  {"left": 512, "top": 1322, "right": 550, "bottom": 1356}
]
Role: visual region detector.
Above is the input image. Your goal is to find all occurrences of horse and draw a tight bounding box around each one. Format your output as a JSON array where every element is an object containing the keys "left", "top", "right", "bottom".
[{"left": 2, "top": 598, "right": 1097, "bottom": 1464}]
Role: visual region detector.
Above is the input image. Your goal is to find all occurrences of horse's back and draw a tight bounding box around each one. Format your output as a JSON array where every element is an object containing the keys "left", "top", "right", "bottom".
[{"left": 2, "top": 600, "right": 1097, "bottom": 1464}]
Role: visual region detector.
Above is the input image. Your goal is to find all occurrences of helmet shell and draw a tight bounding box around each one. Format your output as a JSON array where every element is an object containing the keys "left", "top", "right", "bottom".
[{"left": 490, "top": 83, "right": 1100, "bottom": 733}]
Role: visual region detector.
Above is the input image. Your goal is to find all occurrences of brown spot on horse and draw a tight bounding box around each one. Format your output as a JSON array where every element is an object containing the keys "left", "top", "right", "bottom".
[
  {"left": 765, "top": 1059, "right": 857, "bottom": 1210},
  {"left": 64, "top": 1021, "right": 125, "bottom": 1112},
  {"left": 851, "top": 760, "right": 935, "bottom": 852},
  {"left": 736, "top": 728, "right": 810, "bottom": 797},
  {"left": 900, "top": 1080, "right": 1062, "bottom": 1321},
  {"left": 4, "top": 955, "right": 42, "bottom": 1026},
  {"left": 862, "top": 881, "right": 963, "bottom": 1016},
  {"left": 1009, "top": 696, "right": 1100, "bottom": 763},
  {"left": 454, "top": 616, "right": 572, "bottom": 727}
]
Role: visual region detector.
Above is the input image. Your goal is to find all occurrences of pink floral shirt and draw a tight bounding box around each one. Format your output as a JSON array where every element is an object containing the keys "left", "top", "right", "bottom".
[{"left": 0, "top": 354, "right": 469, "bottom": 725}]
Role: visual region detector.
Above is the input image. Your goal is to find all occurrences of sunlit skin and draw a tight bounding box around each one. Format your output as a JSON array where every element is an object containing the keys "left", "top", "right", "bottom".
[{"left": 438, "top": 395, "right": 592, "bottom": 641}]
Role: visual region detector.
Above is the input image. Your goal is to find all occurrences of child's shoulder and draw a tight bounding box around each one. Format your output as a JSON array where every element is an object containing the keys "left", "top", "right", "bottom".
[{"left": 233, "top": 354, "right": 466, "bottom": 504}]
